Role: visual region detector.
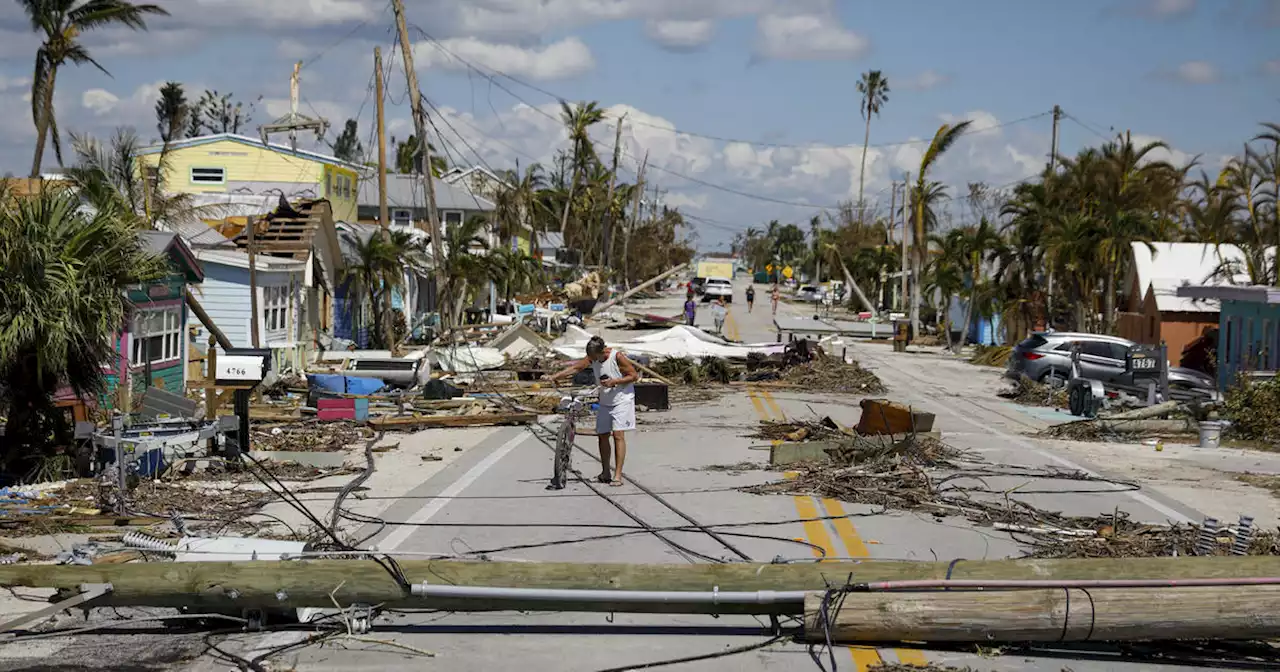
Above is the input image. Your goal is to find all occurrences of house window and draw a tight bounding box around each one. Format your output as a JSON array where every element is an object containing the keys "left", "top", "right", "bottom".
[
  {"left": 443, "top": 210, "right": 464, "bottom": 230},
  {"left": 190, "top": 167, "right": 225, "bottom": 184},
  {"left": 392, "top": 209, "right": 412, "bottom": 227},
  {"left": 130, "top": 307, "right": 181, "bottom": 366},
  {"left": 264, "top": 286, "right": 289, "bottom": 332}
]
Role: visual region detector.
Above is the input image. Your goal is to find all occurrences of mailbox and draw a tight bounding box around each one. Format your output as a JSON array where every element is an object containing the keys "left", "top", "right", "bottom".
[{"left": 1127, "top": 345, "right": 1162, "bottom": 380}]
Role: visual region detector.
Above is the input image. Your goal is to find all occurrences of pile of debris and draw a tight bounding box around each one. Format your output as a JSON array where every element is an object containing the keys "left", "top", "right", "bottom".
[
  {"left": 1022, "top": 512, "right": 1280, "bottom": 559},
  {"left": 745, "top": 432, "right": 967, "bottom": 511},
  {"left": 651, "top": 356, "right": 738, "bottom": 385},
  {"left": 998, "top": 375, "right": 1068, "bottom": 408},
  {"left": 251, "top": 421, "right": 370, "bottom": 452},
  {"left": 969, "top": 344, "right": 1013, "bottom": 368},
  {"left": 780, "top": 356, "right": 885, "bottom": 394},
  {"left": 1039, "top": 400, "right": 1203, "bottom": 442},
  {"left": 1223, "top": 376, "right": 1280, "bottom": 444}
]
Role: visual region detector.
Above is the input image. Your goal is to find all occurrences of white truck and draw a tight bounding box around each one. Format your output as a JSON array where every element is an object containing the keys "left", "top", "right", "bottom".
[{"left": 696, "top": 259, "right": 734, "bottom": 303}]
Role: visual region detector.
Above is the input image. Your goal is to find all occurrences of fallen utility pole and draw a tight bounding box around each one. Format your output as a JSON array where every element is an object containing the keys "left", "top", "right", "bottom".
[
  {"left": 804, "top": 585, "right": 1280, "bottom": 642},
  {"left": 3, "top": 557, "right": 1279, "bottom": 613},
  {"left": 590, "top": 262, "right": 689, "bottom": 317},
  {"left": 184, "top": 289, "right": 232, "bottom": 351}
]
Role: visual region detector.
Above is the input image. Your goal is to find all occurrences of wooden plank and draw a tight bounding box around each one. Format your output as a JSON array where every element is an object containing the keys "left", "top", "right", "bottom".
[
  {"left": 368, "top": 412, "right": 537, "bottom": 430},
  {"left": 804, "top": 586, "right": 1280, "bottom": 642}
]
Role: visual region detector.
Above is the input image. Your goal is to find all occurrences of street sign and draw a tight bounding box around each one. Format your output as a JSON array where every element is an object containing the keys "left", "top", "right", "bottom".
[
  {"left": 766, "top": 264, "right": 774, "bottom": 272},
  {"left": 782, "top": 266, "right": 794, "bottom": 279}
]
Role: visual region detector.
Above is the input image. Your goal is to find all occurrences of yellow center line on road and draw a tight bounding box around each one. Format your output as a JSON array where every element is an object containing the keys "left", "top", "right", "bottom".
[
  {"left": 725, "top": 307, "right": 740, "bottom": 341},
  {"left": 748, "top": 367, "right": 929, "bottom": 668},
  {"left": 744, "top": 385, "right": 891, "bottom": 670}
]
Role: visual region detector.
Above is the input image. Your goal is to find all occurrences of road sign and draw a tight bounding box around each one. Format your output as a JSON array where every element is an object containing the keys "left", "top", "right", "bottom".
[
  {"left": 766, "top": 264, "right": 774, "bottom": 272},
  {"left": 782, "top": 266, "right": 794, "bottom": 279}
]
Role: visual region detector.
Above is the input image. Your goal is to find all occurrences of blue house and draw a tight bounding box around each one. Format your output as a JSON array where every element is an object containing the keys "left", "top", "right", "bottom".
[{"left": 1177, "top": 285, "right": 1280, "bottom": 391}]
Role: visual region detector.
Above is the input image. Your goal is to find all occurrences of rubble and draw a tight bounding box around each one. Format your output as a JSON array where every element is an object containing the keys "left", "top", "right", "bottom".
[
  {"left": 1223, "top": 377, "right": 1280, "bottom": 444},
  {"left": 998, "top": 375, "right": 1068, "bottom": 408},
  {"left": 969, "top": 344, "right": 1012, "bottom": 367},
  {"left": 1023, "top": 513, "right": 1280, "bottom": 559},
  {"left": 251, "top": 421, "right": 369, "bottom": 452},
  {"left": 779, "top": 356, "right": 885, "bottom": 394}
]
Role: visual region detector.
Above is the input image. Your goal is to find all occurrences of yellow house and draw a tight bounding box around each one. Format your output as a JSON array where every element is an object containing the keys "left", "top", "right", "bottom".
[{"left": 135, "top": 133, "right": 363, "bottom": 222}]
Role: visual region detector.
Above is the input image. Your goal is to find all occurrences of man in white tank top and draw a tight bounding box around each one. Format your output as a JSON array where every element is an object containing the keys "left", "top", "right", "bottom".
[{"left": 544, "top": 336, "right": 639, "bottom": 486}]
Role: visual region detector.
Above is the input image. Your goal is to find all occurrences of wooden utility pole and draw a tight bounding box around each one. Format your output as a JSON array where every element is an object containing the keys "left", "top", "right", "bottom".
[
  {"left": 247, "top": 215, "right": 260, "bottom": 348},
  {"left": 375, "top": 47, "right": 395, "bottom": 351},
  {"left": 391, "top": 0, "right": 447, "bottom": 325},
  {"left": 3, "top": 557, "right": 1279, "bottom": 612},
  {"left": 806, "top": 586, "right": 1280, "bottom": 643},
  {"left": 624, "top": 151, "right": 648, "bottom": 288},
  {"left": 1045, "top": 105, "right": 1062, "bottom": 326},
  {"left": 899, "top": 175, "right": 909, "bottom": 313},
  {"left": 887, "top": 182, "right": 897, "bottom": 246},
  {"left": 601, "top": 114, "right": 625, "bottom": 270}
]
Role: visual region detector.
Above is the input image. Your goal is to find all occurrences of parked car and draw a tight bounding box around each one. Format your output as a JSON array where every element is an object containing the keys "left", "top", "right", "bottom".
[
  {"left": 795, "top": 285, "right": 823, "bottom": 302},
  {"left": 1006, "top": 331, "right": 1217, "bottom": 398},
  {"left": 702, "top": 278, "right": 733, "bottom": 303}
]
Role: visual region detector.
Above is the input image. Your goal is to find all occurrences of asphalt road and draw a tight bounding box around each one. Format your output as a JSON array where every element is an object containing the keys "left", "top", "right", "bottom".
[
  {"left": 187, "top": 278, "right": 1239, "bottom": 672},
  {"left": 3, "top": 277, "right": 1261, "bottom": 672}
]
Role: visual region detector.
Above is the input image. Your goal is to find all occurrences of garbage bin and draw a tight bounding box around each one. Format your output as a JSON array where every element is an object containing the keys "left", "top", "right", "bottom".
[{"left": 893, "top": 319, "right": 910, "bottom": 352}]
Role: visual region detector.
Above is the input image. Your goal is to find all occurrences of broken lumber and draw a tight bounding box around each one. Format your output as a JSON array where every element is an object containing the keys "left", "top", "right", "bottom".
[
  {"left": 635, "top": 362, "right": 675, "bottom": 387},
  {"left": 1105, "top": 400, "right": 1182, "bottom": 421},
  {"left": 368, "top": 412, "right": 536, "bottom": 430},
  {"left": 3, "top": 557, "right": 1280, "bottom": 613},
  {"left": 803, "top": 586, "right": 1280, "bottom": 642}
]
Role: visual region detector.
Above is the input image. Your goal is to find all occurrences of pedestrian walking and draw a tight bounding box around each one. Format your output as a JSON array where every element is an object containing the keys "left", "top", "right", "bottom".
[
  {"left": 711, "top": 298, "right": 728, "bottom": 334},
  {"left": 745, "top": 285, "right": 756, "bottom": 313},
  {"left": 771, "top": 284, "right": 780, "bottom": 316},
  {"left": 684, "top": 295, "right": 697, "bottom": 326},
  {"left": 544, "top": 336, "right": 638, "bottom": 487}
]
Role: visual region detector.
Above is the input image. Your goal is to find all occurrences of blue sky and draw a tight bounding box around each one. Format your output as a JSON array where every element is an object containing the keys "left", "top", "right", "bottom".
[{"left": 0, "top": 0, "right": 1275, "bottom": 250}]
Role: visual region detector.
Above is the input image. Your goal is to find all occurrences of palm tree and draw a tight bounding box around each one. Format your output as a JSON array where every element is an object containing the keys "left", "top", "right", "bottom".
[
  {"left": 340, "top": 229, "right": 426, "bottom": 349},
  {"left": 440, "top": 215, "right": 499, "bottom": 326},
  {"left": 909, "top": 120, "right": 973, "bottom": 337},
  {"left": 955, "top": 218, "right": 1003, "bottom": 352},
  {"left": 856, "top": 70, "right": 890, "bottom": 219},
  {"left": 23, "top": 0, "right": 170, "bottom": 177},
  {"left": 0, "top": 188, "right": 169, "bottom": 464},
  {"left": 65, "top": 128, "right": 220, "bottom": 231},
  {"left": 557, "top": 101, "right": 607, "bottom": 250},
  {"left": 924, "top": 229, "right": 967, "bottom": 350}
]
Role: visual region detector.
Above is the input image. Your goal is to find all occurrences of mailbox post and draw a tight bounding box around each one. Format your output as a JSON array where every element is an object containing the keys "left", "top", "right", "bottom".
[
  {"left": 214, "top": 348, "right": 271, "bottom": 459},
  {"left": 1127, "top": 343, "right": 1168, "bottom": 405}
]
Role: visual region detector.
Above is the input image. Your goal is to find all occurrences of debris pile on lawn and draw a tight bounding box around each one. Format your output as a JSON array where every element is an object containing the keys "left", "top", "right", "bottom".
[
  {"left": 998, "top": 375, "right": 1067, "bottom": 408},
  {"left": 1223, "top": 377, "right": 1280, "bottom": 444},
  {"left": 969, "top": 344, "right": 1012, "bottom": 367},
  {"left": 182, "top": 461, "right": 359, "bottom": 483}
]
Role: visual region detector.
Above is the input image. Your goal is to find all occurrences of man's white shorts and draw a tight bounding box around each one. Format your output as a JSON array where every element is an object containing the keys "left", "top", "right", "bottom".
[{"left": 595, "top": 399, "right": 636, "bottom": 434}]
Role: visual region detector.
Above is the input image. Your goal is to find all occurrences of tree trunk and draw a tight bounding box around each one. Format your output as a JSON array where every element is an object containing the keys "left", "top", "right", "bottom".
[
  {"left": 559, "top": 171, "right": 579, "bottom": 251},
  {"left": 940, "top": 296, "right": 954, "bottom": 351},
  {"left": 957, "top": 292, "right": 974, "bottom": 353},
  {"left": 367, "top": 288, "right": 384, "bottom": 348},
  {"left": 910, "top": 198, "right": 925, "bottom": 338},
  {"left": 1104, "top": 264, "right": 1117, "bottom": 334},
  {"left": 29, "top": 66, "right": 57, "bottom": 178},
  {"left": 857, "top": 116, "right": 871, "bottom": 221}
]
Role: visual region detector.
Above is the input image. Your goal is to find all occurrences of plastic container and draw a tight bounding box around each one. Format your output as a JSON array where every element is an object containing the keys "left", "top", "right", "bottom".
[{"left": 1198, "top": 420, "right": 1225, "bottom": 449}]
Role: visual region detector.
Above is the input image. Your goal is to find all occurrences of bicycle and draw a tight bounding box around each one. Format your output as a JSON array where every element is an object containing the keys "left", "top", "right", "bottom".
[{"left": 547, "top": 386, "right": 599, "bottom": 491}]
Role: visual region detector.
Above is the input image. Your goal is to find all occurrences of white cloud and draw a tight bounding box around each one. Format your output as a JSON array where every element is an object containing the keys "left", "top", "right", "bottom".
[
  {"left": 1171, "top": 60, "right": 1219, "bottom": 84},
  {"left": 644, "top": 19, "right": 716, "bottom": 51},
  {"left": 753, "top": 13, "right": 870, "bottom": 61},
  {"left": 663, "top": 192, "right": 709, "bottom": 210},
  {"left": 452, "top": 0, "right": 772, "bottom": 39},
  {"left": 0, "top": 76, "right": 30, "bottom": 92},
  {"left": 413, "top": 36, "right": 596, "bottom": 80},
  {"left": 1129, "top": 133, "right": 1198, "bottom": 168},
  {"left": 81, "top": 89, "right": 121, "bottom": 116},
  {"left": 898, "top": 70, "right": 950, "bottom": 91}
]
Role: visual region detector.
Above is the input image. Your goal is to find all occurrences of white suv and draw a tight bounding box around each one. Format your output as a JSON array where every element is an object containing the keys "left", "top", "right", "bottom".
[{"left": 702, "top": 278, "right": 733, "bottom": 303}]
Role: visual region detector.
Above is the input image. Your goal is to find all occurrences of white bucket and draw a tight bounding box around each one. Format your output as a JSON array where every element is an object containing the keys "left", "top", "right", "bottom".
[{"left": 1198, "top": 421, "right": 1225, "bottom": 449}]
